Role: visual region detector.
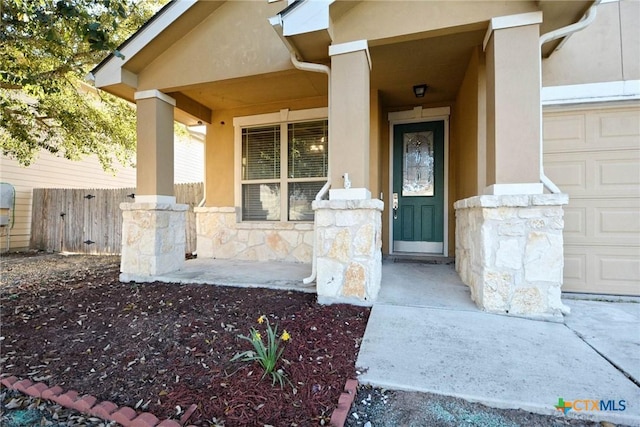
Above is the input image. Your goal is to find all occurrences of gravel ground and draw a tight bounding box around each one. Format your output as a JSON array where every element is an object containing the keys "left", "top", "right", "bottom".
[
  {"left": 343, "top": 385, "right": 624, "bottom": 427},
  {"left": 1, "top": 389, "right": 115, "bottom": 427}
]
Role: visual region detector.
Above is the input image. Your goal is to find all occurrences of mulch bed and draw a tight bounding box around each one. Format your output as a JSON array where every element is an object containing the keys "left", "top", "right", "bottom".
[{"left": 0, "top": 255, "right": 370, "bottom": 426}]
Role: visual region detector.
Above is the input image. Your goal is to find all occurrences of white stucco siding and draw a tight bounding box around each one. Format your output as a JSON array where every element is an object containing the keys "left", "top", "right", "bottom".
[
  {"left": 174, "top": 134, "right": 204, "bottom": 184},
  {"left": 543, "top": 103, "right": 640, "bottom": 296}
]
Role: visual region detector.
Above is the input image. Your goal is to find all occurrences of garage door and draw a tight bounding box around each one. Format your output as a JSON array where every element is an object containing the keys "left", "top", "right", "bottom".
[{"left": 543, "top": 104, "right": 640, "bottom": 296}]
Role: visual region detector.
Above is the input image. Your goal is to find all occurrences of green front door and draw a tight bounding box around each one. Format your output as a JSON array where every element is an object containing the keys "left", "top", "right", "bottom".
[{"left": 392, "top": 121, "right": 445, "bottom": 253}]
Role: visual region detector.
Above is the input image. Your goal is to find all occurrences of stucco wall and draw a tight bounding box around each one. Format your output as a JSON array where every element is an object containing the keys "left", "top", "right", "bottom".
[
  {"left": 450, "top": 46, "right": 486, "bottom": 257},
  {"left": 542, "top": 1, "right": 640, "bottom": 86},
  {"left": 137, "top": 1, "right": 292, "bottom": 92},
  {"left": 332, "top": 1, "right": 537, "bottom": 45}
]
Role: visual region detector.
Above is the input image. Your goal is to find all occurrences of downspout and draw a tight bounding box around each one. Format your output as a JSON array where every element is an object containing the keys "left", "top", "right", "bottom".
[
  {"left": 269, "top": 14, "right": 331, "bottom": 286},
  {"left": 538, "top": 1, "right": 600, "bottom": 193},
  {"left": 290, "top": 54, "right": 331, "bottom": 286}
]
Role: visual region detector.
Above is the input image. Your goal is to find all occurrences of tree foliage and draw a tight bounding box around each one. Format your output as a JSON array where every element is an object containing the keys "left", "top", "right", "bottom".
[{"left": 0, "top": 0, "right": 167, "bottom": 170}]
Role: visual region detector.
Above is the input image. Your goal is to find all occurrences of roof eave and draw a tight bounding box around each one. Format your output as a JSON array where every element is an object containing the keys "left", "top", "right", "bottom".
[{"left": 88, "top": 0, "right": 198, "bottom": 89}]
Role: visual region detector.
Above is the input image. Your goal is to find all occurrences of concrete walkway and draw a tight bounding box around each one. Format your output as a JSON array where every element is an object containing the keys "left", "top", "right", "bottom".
[{"left": 357, "top": 260, "right": 640, "bottom": 426}]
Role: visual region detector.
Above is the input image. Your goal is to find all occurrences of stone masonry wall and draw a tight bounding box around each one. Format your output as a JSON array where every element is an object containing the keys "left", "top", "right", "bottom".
[
  {"left": 195, "top": 207, "right": 314, "bottom": 263},
  {"left": 120, "top": 203, "right": 188, "bottom": 281},
  {"left": 454, "top": 194, "right": 569, "bottom": 318},
  {"left": 314, "top": 199, "right": 384, "bottom": 305}
]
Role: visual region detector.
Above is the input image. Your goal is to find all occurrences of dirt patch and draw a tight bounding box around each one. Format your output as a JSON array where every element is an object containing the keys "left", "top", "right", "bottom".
[{"left": 1, "top": 253, "right": 369, "bottom": 426}]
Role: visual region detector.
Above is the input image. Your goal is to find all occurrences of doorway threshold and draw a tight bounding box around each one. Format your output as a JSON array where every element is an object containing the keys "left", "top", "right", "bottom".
[{"left": 384, "top": 253, "right": 454, "bottom": 265}]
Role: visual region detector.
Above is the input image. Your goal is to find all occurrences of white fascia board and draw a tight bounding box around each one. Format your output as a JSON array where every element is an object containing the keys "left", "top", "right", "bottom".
[
  {"left": 134, "top": 90, "right": 176, "bottom": 106},
  {"left": 92, "top": 0, "right": 197, "bottom": 89},
  {"left": 329, "top": 40, "right": 371, "bottom": 69},
  {"left": 282, "top": 0, "right": 333, "bottom": 36},
  {"left": 542, "top": 80, "right": 640, "bottom": 105},
  {"left": 483, "top": 11, "right": 543, "bottom": 51},
  {"left": 93, "top": 66, "right": 138, "bottom": 89}
]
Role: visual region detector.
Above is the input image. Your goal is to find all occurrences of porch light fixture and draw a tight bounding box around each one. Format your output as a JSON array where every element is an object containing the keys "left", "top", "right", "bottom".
[{"left": 413, "top": 84, "right": 428, "bottom": 98}]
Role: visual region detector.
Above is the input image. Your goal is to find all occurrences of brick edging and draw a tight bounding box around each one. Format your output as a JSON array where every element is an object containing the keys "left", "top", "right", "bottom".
[
  {"left": 3, "top": 374, "right": 358, "bottom": 426},
  {"left": 329, "top": 378, "right": 358, "bottom": 427},
  {"left": 0, "top": 376, "right": 197, "bottom": 427}
]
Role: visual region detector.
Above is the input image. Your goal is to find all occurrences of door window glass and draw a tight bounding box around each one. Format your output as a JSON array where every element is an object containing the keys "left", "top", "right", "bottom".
[{"left": 402, "top": 131, "right": 434, "bottom": 196}]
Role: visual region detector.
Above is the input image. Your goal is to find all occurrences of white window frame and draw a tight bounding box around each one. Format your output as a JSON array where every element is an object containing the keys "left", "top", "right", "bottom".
[{"left": 233, "top": 107, "right": 328, "bottom": 222}]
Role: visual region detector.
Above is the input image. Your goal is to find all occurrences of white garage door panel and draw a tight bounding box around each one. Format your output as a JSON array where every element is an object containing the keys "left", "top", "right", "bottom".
[
  {"left": 544, "top": 114, "right": 585, "bottom": 147},
  {"left": 544, "top": 159, "right": 586, "bottom": 192},
  {"left": 545, "top": 150, "right": 640, "bottom": 197},
  {"left": 563, "top": 246, "right": 640, "bottom": 295},
  {"left": 545, "top": 107, "right": 640, "bottom": 153},
  {"left": 562, "top": 198, "right": 640, "bottom": 245},
  {"left": 599, "top": 159, "right": 640, "bottom": 186},
  {"left": 544, "top": 104, "right": 640, "bottom": 296}
]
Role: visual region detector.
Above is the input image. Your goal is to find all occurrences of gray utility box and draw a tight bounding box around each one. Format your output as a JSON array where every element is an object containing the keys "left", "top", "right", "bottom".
[{"left": 0, "top": 183, "right": 15, "bottom": 251}]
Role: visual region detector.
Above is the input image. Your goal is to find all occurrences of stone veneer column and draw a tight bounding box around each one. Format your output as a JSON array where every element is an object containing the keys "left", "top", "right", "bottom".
[
  {"left": 454, "top": 193, "right": 569, "bottom": 318},
  {"left": 314, "top": 199, "right": 383, "bottom": 305},
  {"left": 120, "top": 202, "right": 188, "bottom": 282}
]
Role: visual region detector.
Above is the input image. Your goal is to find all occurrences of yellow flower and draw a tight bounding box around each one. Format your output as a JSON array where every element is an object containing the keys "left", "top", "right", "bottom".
[
  {"left": 281, "top": 330, "right": 291, "bottom": 342},
  {"left": 257, "top": 315, "right": 266, "bottom": 324},
  {"left": 253, "top": 331, "right": 262, "bottom": 341}
]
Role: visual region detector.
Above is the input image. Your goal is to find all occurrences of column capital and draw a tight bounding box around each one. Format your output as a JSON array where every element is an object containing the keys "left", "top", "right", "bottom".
[
  {"left": 134, "top": 89, "right": 176, "bottom": 106},
  {"left": 483, "top": 11, "right": 543, "bottom": 51},
  {"left": 329, "top": 39, "right": 371, "bottom": 69}
]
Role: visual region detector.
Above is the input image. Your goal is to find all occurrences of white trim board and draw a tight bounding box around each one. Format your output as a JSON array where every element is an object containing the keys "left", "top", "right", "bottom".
[
  {"left": 483, "top": 11, "right": 543, "bottom": 51},
  {"left": 542, "top": 80, "right": 640, "bottom": 105}
]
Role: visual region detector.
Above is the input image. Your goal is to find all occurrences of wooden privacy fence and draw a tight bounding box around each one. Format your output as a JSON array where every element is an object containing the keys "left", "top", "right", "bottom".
[{"left": 30, "top": 183, "right": 203, "bottom": 255}]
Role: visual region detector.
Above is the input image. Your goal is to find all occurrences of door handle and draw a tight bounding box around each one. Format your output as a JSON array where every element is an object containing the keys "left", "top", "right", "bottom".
[{"left": 393, "top": 193, "right": 398, "bottom": 220}]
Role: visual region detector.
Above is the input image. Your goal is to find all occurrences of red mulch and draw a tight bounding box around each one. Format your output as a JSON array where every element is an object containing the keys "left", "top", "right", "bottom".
[{"left": 0, "top": 258, "right": 370, "bottom": 426}]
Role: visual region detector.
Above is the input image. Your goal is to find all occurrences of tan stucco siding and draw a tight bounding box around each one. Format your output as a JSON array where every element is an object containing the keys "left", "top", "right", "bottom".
[
  {"left": 137, "top": 1, "right": 293, "bottom": 92},
  {"left": 542, "top": 1, "right": 640, "bottom": 86},
  {"left": 452, "top": 47, "right": 482, "bottom": 201},
  {"left": 543, "top": 103, "right": 640, "bottom": 296},
  {"left": 380, "top": 109, "right": 390, "bottom": 255},
  {"left": 332, "top": 1, "right": 537, "bottom": 45},
  {"left": 205, "top": 97, "right": 328, "bottom": 208},
  {"left": 450, "top": 47, "right": 486, "bottom": 256},
  {"left": 486, "top": 24, "right": 541, "bottom": 186},
  {"left": 369, "top": 89, "right": 382, "bottom": 200},
  {"left": 620, "top": 0, "right": 640, "bottom": 80}
]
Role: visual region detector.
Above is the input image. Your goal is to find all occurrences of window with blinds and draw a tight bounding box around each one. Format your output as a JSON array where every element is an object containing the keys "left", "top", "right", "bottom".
[{"left": 241, "top": 119, "right": 328, "bottom": 221}]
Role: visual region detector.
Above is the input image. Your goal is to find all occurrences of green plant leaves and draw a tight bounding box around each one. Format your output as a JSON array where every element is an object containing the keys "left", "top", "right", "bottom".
[{"left": 230, "top": 316, "right": 292, "bottom": 388}]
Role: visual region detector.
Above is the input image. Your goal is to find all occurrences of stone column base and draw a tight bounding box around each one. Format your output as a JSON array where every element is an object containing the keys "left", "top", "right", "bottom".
[
  {"left": 313, "top": 199, "right": 384, "bottom": 305},
  {"left": 120, "top": 202, "right": 188, "bottom": 282},
  {"left": 454, "top": 194, "right": 569, "bottom": 319}
]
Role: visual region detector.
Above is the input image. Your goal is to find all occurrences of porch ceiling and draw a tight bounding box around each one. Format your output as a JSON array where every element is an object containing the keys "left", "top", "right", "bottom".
[
  {"left": 370, "top": 29, "right": 487, "bottom": 108},
  {"left": 175, "top": 69, "right": 329, "bottom": 113}
]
